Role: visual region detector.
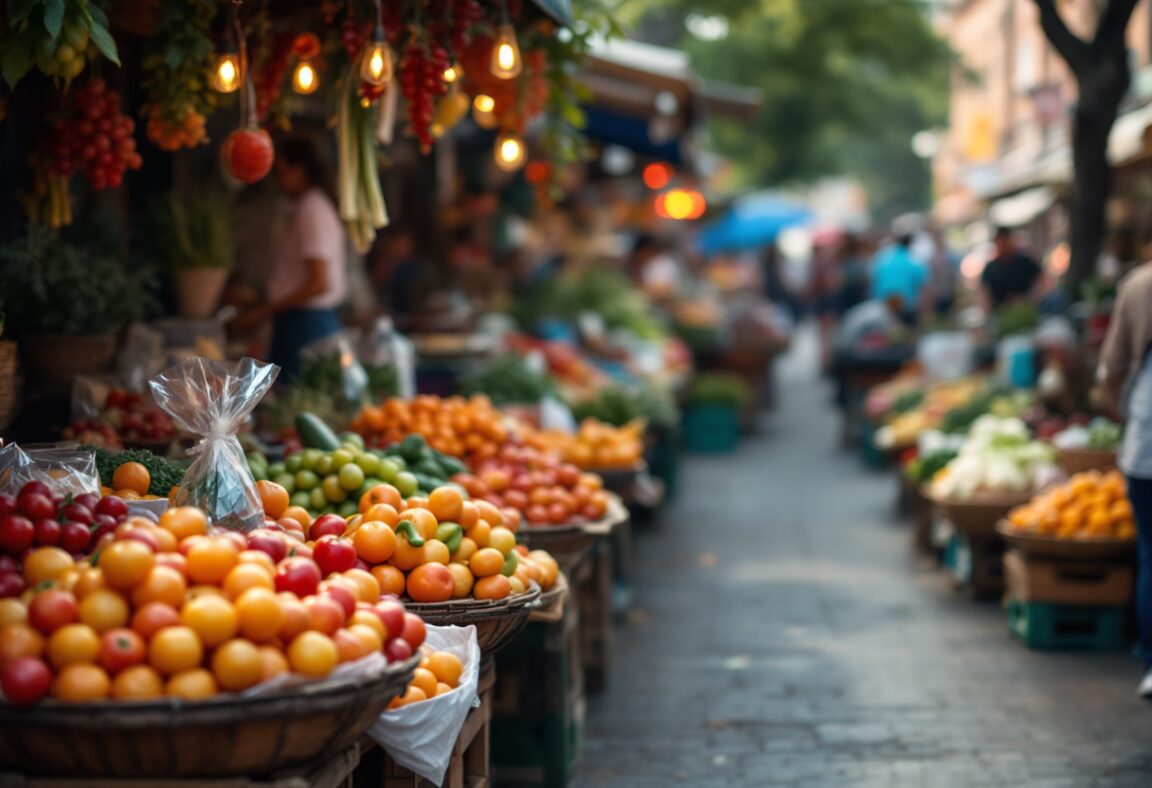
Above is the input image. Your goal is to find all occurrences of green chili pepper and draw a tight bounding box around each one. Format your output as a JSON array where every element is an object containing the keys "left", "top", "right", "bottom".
[
  {"left": 435, "top": 522, "right": 463, "bottom": 553},
  {"left": 395, "top": 519, "right": 425, "bottom": 547},
  {"left": 501, "top": 551, "right": 519, "bottom": 577}
]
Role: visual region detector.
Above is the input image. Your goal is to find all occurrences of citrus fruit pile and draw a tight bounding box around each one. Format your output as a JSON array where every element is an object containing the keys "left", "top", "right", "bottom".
[
  {"left": 455, "top": 443, "right": 610, "bottom": 526},
  {"left": 0, "top": 506, "right": 423, "bottom": 706},
  {"left": 1006, "top": 469, "right": 1136, "bottom": 541},
  {"left": 259, "top": 480, "right": 560, "bottom": 604},
  {"left": 535, "top": 419, "right": 645, "bottom": 470},
  {"left": 389, "top": 649, "right": 464, "bottom": 708},
  {"left": 349, "top": 395, "right": 516, "bottom": 462},
  {"left": 99, "top": 461, "right": 168, "bottom": 502}
]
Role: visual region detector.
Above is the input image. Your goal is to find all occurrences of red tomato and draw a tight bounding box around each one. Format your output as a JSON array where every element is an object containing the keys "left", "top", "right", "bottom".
[
  {"left": 275, "top": 557, "right": 322, "bottom": 597},
  {"left": 0, "top": 657, "right": 52, "bottom": 706},
  {"left": 373, "top": 600, "right": 405, "bottom": 642},
  {"left": 28, "top": 589, "right": 78, "bottom": 634},
  {"left": 99, "top": 628, "right": 146, "bottom": 673},
  {"left": 221, "top": 127, "right": 274, "bottom": 184},
  {"left": 312, "top": 536, "right": 357, "bottom": 576},
  {"left": 400, "top": 613, "right": 425, "bottom": 650}
]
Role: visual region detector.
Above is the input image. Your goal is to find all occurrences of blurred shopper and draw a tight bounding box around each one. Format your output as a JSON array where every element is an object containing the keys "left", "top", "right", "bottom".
[
  {"left": 1098, "top": 262, "right": 1152, "bottom": 697},
  {"left": 870, "top": 232, "right": 927, "bottom": 325},
  {"left": 927, "top": 229, "right": 961, "bottom": 315},
  {"left": 370, "top": 228, "right": 426, "bottom": 329},
  {"left": 628, "top": 234, "right": 681, "bottom": 299},
  {"left": 980, "top": 226, "right": 1042, "bottom": 311},
  {"left": 760, "top": 244, "right": 799, "bottom": 321},
  {"left": 834, "top": 234, "right": 871, "bottom": 316},
  {"left": 233, "top": 136, "right": 346, "bottom": 381}
]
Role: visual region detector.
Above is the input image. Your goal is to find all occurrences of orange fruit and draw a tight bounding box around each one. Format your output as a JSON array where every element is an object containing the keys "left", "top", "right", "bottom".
[
  {"left": 426, "top": 651, "right": 463, "bottom": 686},
  {"left": 259, "top": 646, "right": 290, "bottom": 681},
  {"left": 469, "top": 548, "right": 504, "bottom": 578},
  {"left": 333, "top": 629, "right": 367, "bottom": 663},
  {"left": 180, "top": 595, "right": 238, "bottom": 648},
  {"left": 473, "top": 574, "right": 511, "bottom": 600},
  {"left": 130, "top": 566, "right": 187, "bottom": 608},
  {"left": 428, "top": 487, "right": 464, "bottom": 523},
  {"left": 47, "top": 623, "right": 101, "bottom": 668},
  {"left": 237, "top": 550, "right": 277, "bottom": 573},
  {"left": 0, "top": 623, "right": 45, "bottom": 662},
  {"left": 349, "top": 610, "right": 385, "bottom": 639},
  {"left": 235, "top": 588, "right": 285, "bottom": 642},
  {"left": 100, "top": 541, "right": 156, "bottom": 591},
  {"left": 185, "top": 536, "right": 239, "bottom": 585},
  {"left": 406, "top": 563, "right": 454, "bottom": 603},
  {"left": 422, "top": 539, "right": 451, "bottom": 566},
  {"left": 130, "top": 602, "right": 181, "bottom": 641},
  {"left": 353, "top": 522, "right": 397, "bottom": 564},
  {"left": 361, "top": 504, "right": 400, "bottom": 527},
  {"left": 451, "top": 536, "right": 478, "bottom": 564},
  {"left": 342, "top": 569, "right": 381, "bottom": 604},
  {"left": 445, "top": 563, "right": 474, "bottom": 599},
  {"left": 0, "top": 599, "right": 27, "bottom": 628},
  {"left": 287, "top": 631, "right": 338, "bottom": 678},
  {"left": 158, "top": 507, "right": 208, "bottom": 541},
  {"left": 488, "top": 527, "right": 516, "bottom": 556},
  {"left": 24, "top": 547, "right": 75, "bottom": 585},
  {"left": 256, "top": 480, "right": 290, "bottom": 519},
  {"left": 347, "top": 623, "right": 383, "bottom": 655},
  {"left": 211, "top": 639, "right": 263, "bottom": 692},
  {"left": 360, "top": 484, "right": 403, "bottom": 513},
  {"left": 399, "top": 509, "right": 439, "bottom": 541},
  {"left": 410, "top": 666, "right": 438, "bottom": 697},
  {"left": 78, "top": 589, "right": 130, "bottom": 633},
  {"left": 434, "top": 682, "right": 454, "bottom": 697},
  {"left": 111, "top": 664, "right": 164, "bottom": 700},
  {"left": 277, "top": 595, "right": 310, "bottom": 641},
  {"left": 465, "top": 521, "right": 491, "bottom": 548},
  {"left": 223, "top": 563, "right": 274, "bottom": 599},
  {"left": 370, "top": 565, "right": 406, "bottom": 597},
  {"left": 149, "top": 626, "right": 203, "bottom": 675},
  {"left": 53, "top": 663, "right": 110, "bottom": 702},
  {"left": 280, "top": 506, "right": 312, "bottom": 530},
  {"left": 388, "top": 685, "right": 428, "bottom": 709},
  {"left": 389, "top": 535, "right": 426, "bottom": 572},
  {"left": 166, "top": 668, "right": 218, "bottom": 700},
  {"left": 71, "top": 567, "right": 106, "bottom": 599},
  {"left": 113, "top": 462, "right": 151, "bottom": 496}
]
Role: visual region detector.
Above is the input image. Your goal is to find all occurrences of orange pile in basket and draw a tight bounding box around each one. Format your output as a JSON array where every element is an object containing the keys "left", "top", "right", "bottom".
[{"left": 1007, "top": 470, "right": 1135, "bottom": 540}]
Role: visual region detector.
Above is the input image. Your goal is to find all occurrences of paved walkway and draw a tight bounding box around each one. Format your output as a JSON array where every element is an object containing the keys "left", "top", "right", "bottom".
[{"left": 578, "top": 333, "right": 1152, "bottom": 787}]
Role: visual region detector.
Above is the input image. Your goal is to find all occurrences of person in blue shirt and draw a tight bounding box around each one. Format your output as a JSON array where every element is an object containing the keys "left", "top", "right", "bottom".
[{"left": 870, "top": 233, "right": 927, "bottom": 325}]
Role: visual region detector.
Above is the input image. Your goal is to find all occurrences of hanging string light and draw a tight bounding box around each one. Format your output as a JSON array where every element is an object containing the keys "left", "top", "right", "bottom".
[
  {"left": 292, "top": 60, "right": 318, "bottom": 94},
  {"left": 212, "top": 2, "right": 243, "bottom": 93},
  {"left": 361, "top": 0, "right": 393, "bottom": 86},
  {"left": 472, "top": 94, "right": 499, "bottom": 129},
  {"left": 443, "top": 63, "right": 462, "bottom": 84},
  {"left": 494, "top": 130, "right": 526, "bottom": 171},
  {"left": 490, "top": 1, "right": 521, "bottom": 79}
]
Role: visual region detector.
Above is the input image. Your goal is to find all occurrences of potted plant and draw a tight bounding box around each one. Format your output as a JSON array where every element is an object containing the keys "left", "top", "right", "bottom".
[
  {"left": 0, "top": 227, "right": 154, "bottom": 389},
  {"left": 158, "top": 181, "right": 235, "bottom": 319},
  {"left": 682, "top": 372, "right": 750, "bottom": 453}
]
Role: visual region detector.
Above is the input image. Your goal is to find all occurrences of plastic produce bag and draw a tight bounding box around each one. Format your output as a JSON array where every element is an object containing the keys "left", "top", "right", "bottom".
[
  {"left": 300, "top": 332, "right": 370, "bottom": 406},
  {"left": 149, "top": 357, "right": 278, "bottom": 532},
  {"left": 368, "top": 624, "right": 481, "bottom": 785},
  {"left": 0, "top": 444, "right": 100, "bottom": 496},
  {"left": 362, "top": 317, "right": 415, "bottom": 398}
]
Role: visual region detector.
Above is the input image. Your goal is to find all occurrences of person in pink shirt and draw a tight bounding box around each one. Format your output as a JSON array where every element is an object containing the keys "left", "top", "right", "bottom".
[{"left": 234, "top": 136, "right": 347, "bottom": 380}]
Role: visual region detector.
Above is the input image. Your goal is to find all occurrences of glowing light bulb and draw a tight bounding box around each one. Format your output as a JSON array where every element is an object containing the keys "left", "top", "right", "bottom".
[
  {"left": 490, "top": 23, "right": 522, "bottom": 79},
  {"left": 443, "top": 63, "right": 461, "bottom": 83},
  {"left": 494, "top": 131, "right": 526, "bottom": 171},
  {"left": 472, "top": 94, "right": 499, "bottom": 129},
  {"left": 292, "top": 61, "right": 318, "bottom": 94},
  {"left": 212, "top": 52, "right": 241, "bottom": 93},
  {"left": 360, "top": 28, "right": 393, "bottom": 87},
  {"left": 473, "top": 94, "right": 495, "bottom": 114}
]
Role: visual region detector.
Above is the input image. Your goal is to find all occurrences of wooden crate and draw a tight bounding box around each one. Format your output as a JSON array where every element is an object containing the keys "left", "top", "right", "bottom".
[
  {"left": 945, "top": 532, "right": 1005, "bottom": 601},
  {"left": 1004, "top": 550, "right": 1134, "bottom": 606},
  {"left": 571, "top": 541, "right": 613, "bottom": 694},
  {"left": 492, "top": 585, "right": 584, "bottom": 787},
  {"left": 2, "top": 743, "right": 362, "bottom": 788},
  {"left": 1007, "top": 598, "right": 1128, "bottom": 651},
  {"left": 362, "top": 664, "right": 494, "bottom": 788}
]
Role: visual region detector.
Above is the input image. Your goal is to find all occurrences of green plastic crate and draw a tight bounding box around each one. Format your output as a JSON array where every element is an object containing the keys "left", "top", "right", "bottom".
[{"left": 1007, "top": 598, "right": 1128, "bottom": 651}]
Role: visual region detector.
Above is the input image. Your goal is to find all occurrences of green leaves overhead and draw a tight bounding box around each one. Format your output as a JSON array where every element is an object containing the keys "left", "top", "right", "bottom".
[{"left": 0, "top": 0, "right": 121, "bottom": 87}]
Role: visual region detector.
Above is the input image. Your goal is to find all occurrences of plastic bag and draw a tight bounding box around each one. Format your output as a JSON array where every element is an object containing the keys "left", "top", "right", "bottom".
[
  {"left": 149, "top": 357, "right": 278, "bottom": 532},
  {"left": 362, "top": 317, "right": 414, "bottom": 398},
  {"left": 0, "top": 444, "right": 100, "bottom": 496},
  {"left": 116, "top": 322, "right": 167, "bottom": 392},
  {"left": 300, "top": 332, "right": 370, "bottom": 406},
  {"left": 368, "top": 624, "right": 481, "bottom": 785}
]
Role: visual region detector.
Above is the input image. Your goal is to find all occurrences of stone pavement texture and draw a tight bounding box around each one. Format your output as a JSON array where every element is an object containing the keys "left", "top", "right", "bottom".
[{"left": 577, "top": 336, "right": 1152, "bottom": 788}]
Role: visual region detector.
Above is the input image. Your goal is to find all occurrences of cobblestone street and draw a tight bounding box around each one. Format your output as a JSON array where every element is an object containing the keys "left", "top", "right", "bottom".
[{"left": 578, "top": 336, "right": 1152, "bottom": 788}]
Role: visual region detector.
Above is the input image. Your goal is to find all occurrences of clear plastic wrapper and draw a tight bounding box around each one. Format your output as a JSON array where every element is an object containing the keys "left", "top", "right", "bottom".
[
  {"left": 0, "top": 444, "right": 100, "bottom": 496},
  {"left": 368, "top": 624, "right": 481, "bottom": 785},
  {"left": 362, "top": 317, "right": 414, "bottom": 398},
  {"left": 149, "top": 357, "right": 278, "bottom": 532},
  {"left": 300, "top": 332, "right": 370, "bottom": 407}
]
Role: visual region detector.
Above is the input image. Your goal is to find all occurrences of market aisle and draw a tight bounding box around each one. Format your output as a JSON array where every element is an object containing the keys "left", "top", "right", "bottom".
[{"left": 578, "top": 330, "right": 1152, "bottom": 788}]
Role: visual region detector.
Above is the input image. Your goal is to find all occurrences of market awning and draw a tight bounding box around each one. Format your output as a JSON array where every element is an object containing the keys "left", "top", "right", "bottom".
[
  {"left": 989, "top": 186, "right": 1056, "bottom": 227},
  {"left": 581, "top": 105, "right": 686, "bottom": 164}
]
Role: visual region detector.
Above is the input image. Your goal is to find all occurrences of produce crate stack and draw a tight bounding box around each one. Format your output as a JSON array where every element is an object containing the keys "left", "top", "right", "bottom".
[
  {"left": 1004, "top": 551, "right": 1132, "bottom": 650},
  {"left": 492, "top": 581, "right": 584, "bottom": 787},
  {"left": 944, "top": 531, "right": 1006, "bottom": 601},
  {"left": 573, "top": 541, "right": 614, "bottom": 694}
]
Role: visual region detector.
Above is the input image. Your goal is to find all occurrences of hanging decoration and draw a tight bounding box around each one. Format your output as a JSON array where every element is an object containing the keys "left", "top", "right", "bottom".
[
  {"left": 220, "top": 2, "right": 274, "bottom": 185},
  {"left": 489, "top": 2, "right": 522, "bottom": 80},
  {"left": 142, "top": 0, "right": 217, "bottom": 151},
  {"left": 291, "top": 33, "right": 322, "bottom": 95},
  {"left": 0, "top": 0, "right": 120, "bottom": 88},
  {"left": 493, "top": 130, "right": 526, "bottom": 171}
]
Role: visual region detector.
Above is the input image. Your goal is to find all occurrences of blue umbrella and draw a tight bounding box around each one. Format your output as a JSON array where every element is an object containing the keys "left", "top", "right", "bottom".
[{"left": 697, "top": 192, "right": 810, "bottom": 254}]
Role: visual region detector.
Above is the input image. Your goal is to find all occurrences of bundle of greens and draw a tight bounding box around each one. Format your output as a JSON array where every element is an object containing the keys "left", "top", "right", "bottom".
[
  {"left": 85, "top": 446, "right": 186, "bottom": 497},
  {"left": 458, "top": 354, "right": 555, "bottom": 406}
]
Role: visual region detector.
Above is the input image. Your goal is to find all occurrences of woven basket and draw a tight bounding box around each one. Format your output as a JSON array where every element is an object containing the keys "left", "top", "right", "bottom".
[
  {"left": 407, "top": 584, "right": 541, "bottom": 656},
  {"left": 585, "top": 461, "right": 646, "bottom": 494},
  {"left": 517, "top": 493, "right": 629, "bottom": 569},
  {"left": 927, "top": 490, "right": 1033, "bottom": 538},
  {"left": 0, "top": 655, "right": 419, "bottom": 779},
  {"left": 995, "top": 520, "right": 1137, "bottom": 561},
  {"left": 529, "top": 572, "right": 569, "bottom": 624},
  {"left": 1056, "top": 447, "right": 1117, "bottom": 476},
  {"left": 0, "top": 341, "right": 16, "bottom": 431}
]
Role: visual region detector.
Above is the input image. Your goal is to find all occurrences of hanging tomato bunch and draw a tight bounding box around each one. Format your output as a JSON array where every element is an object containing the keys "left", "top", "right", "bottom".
[
  {"left": 141, "top": 0, "right": 217, "bottom": 151},
  {"left": 43, "top": 79, "right": 142, "bottom": 190},
  {"left": 398, "top": 33, "right": 450, "bottom": 152}
]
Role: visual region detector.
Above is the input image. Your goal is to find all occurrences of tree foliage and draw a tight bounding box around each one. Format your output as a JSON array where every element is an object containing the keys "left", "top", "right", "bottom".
[{"left": 618, "top": 0, "right": 951, "bottom": 219}]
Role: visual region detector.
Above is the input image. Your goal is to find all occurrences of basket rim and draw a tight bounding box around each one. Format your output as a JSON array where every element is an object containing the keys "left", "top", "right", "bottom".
[
  {"left": 406, "top": 582, "right": 541, "bottom": 618},
  {"left": 925, "top": 489, "right": 1035, "bottom": 509},
  {"left": 0, "top": 654, "right": 420, "bottom": 721},
  {"left": 995, "top": 519, "right": 1136, "bottom": 548},
  {"left": 1054, "top": 445, "right": 1119, "bottom": 458},
  {"left": 522, "top": 491, "right": 628, "bottom": 533}
]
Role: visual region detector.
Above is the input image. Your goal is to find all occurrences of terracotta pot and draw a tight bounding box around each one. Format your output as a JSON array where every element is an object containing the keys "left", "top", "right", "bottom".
[
  {"left": 20, "top": 335, "right": 117, "bottom": 390},
  {"left": 173, "top": 268, "right": 230, "bottom": 319}
]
